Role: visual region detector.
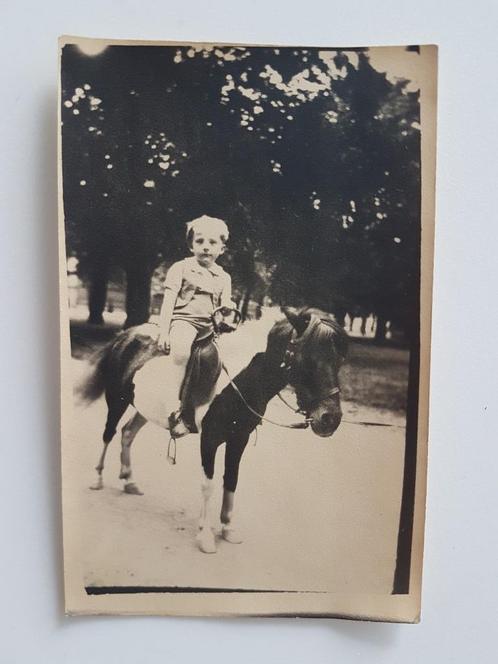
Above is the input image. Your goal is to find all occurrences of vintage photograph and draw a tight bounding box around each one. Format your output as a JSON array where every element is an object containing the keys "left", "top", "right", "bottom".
[{"left": 58, "top": 38, "right": 436, "bottom": 620}]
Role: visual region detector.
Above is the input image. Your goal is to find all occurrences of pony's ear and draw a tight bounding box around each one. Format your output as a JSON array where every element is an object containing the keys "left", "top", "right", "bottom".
[{"left": 281, "top": 307, "right": 311, "bottom": 336}]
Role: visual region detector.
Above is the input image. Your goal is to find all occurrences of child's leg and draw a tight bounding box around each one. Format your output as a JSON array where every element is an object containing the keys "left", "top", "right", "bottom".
[{"left": 168, "top": 321, "right": 199, "bottom": 409}]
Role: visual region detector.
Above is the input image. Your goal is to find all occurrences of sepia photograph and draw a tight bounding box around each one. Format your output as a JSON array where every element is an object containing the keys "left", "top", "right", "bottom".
[{"left": 58, "top": 38, "right": 437, "bottom": 620}]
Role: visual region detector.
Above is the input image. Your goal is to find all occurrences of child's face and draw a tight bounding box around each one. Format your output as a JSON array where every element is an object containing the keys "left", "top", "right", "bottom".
[{"left": 190, "top": 230, "right": 225, "bottom": 268}]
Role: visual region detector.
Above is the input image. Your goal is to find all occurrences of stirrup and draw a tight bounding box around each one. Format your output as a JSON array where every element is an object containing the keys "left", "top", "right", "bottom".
[{"left": 168, "top": 410, "right": 191, "bottom": 438}]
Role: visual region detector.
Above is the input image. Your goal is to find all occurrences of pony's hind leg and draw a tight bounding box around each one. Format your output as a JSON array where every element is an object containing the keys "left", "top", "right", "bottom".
[
  {"left": 90, "top": 442, "right": 110, "bottom": 490},
  {"left": 119, "top": 411, "right": 147, "bottom": 495},
  {"left": 90, "top": 391, "right": 129, "bottom": 490}
]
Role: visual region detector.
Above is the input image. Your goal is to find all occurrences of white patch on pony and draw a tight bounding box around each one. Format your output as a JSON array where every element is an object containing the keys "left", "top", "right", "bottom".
[
  {"left": 133, "top": 356, "right": 178, "bottom": 428},
  {"left": 201, "top": 474, "right": 214, "bottom": 496},
  {"left": 132, "top": 334, "right": 220, "bottom": 431},
  {"left": 222, "top": 523, "right": 243, "bottom": 544},
  {"left": 194, "top": 392, "right": 216, "bottom": 431},
  {"left": 197, "top": 473, "right": 217, "bottom": 553}
]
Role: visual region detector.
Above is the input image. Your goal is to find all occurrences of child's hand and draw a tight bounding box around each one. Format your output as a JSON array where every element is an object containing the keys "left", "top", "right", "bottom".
[
  {"left": 219, "top": 300, "right": 238, "bottom": 316},
  {"left": 158, "top": 331, "right": 171, "bottom": 354},
  {"left": 218, "top": 321, "right": 238, "bottom": 333}
]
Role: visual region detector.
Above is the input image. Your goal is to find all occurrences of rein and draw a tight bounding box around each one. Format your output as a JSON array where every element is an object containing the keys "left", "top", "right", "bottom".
[{"left": 220, "top": 361, "right": 312, "bottom": 430}]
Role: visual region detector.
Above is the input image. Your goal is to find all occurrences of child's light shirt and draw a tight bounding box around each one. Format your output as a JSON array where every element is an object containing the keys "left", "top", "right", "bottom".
[{"left": 164, "top": 257, "right": 232, "bottom": 331}]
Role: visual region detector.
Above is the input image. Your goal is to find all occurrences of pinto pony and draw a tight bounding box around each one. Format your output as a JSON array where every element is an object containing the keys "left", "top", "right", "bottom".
[{"left": 79, "top": 307, "right": 348, "bottom": 553}]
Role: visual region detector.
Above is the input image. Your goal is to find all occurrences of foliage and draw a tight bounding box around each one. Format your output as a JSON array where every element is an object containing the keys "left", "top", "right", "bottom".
[{"left": 61, "top": 44, "right": 421, "bottom": 337}]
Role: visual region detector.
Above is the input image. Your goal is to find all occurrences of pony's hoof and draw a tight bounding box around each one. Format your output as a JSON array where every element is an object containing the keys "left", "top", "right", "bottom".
[
  {"left": 197, "top": 529, "right": 217, "bottom": 554},
  {"left": 222, "top": 526, "right": 243, "bottom": 544},
  {"left": 89, "top": 477, "right": 104, "bottom": 490},
  {"left": 124, "top": 482, "right": 144, "bottom": 495}
]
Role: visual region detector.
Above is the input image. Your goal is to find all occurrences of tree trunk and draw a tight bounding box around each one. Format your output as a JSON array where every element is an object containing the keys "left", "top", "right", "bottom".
[
  {"left": 124, "top": 263, "right": 152, "bottom": 328},
  {"left": 334, "top": 307, "right": 347, "bottom": 329},
  {"left": 240, "top": 286, "right": 253, "bottom": 323},
  {"left": 87, "top": 262, "right": 108, "bottom": 325},
  {"left": 375, "top": 314, "right": 388, "bottom": 342}
]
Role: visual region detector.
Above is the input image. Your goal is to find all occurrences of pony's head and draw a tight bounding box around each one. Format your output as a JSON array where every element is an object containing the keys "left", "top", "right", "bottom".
[{"left": 267, "top": 307, "right": 348, "bottom": 437}]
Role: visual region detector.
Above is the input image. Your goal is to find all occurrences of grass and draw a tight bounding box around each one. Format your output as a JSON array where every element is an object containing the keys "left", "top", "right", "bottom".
[{"left": 340, "top": 340, "right": 409, "bottom": 413}]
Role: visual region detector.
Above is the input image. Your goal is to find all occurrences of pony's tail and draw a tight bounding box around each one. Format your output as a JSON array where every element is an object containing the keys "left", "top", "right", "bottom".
[{"left": 75, "top": 345, "right": 110, "bottom": 405}]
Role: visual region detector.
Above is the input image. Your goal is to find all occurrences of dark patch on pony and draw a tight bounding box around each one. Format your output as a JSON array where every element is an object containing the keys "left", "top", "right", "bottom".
[{"left": 76, "top": 324, "right": 161, "bottom": 406}]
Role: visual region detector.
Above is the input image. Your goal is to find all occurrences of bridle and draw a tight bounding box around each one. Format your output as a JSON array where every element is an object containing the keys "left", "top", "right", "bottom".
[
  {"left": 276, "top": 385, "right": 340, "bottom": 418},
  {"left": 277, "top": 315, "right": 342, "bottom": 417},
  {"left": 220, "top": 314, "right": 342, "bottom": 430}
]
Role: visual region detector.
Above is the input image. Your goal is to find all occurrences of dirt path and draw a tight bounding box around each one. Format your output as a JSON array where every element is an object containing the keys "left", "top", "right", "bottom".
[{"left": 67, "top": 391, "right": 404, "bottom": 594}]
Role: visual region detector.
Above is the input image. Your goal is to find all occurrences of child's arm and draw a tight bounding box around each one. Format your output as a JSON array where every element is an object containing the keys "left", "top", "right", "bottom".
[
  {"left": 158, "top": 261, "right": 183, "bottom": 352},
  {"left": 219, "top": 273, "right": 234, "bottom": 311},
  {"left": 158, "top": 290, "right": 176, "bottom": 352},
  {"left": 217, "top": 273, "right": 239, "bottom": 332}
]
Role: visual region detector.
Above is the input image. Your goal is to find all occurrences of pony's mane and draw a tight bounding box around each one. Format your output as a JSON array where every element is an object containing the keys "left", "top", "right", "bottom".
[
  {"left": 304, "top": 308, "right": 348, "bottom": 358},
  {"left": 302, "top": 307, "right": 349, "bottom": 360},
  {"left": 268, "top": 307, "right": 349, "bottom": 361}
]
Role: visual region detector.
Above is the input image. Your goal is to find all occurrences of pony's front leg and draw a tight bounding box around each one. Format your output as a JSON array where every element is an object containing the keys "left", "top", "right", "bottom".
[
  {"left": 220, "top": 490, "right": 243, "bottom": 544},
  {"left": 197, "top": 472, "right": 217, "bottom": 554},
  {"left": 119, "top": 411, "right": 147, "bottom": 495},
  {"left": 221, "top": 433, "right": 250, "bottom": 544}
]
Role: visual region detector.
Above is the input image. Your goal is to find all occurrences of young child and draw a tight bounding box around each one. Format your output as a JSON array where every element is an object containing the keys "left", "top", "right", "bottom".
[{"left": 158, "top": 215, "right": 233, "bottom": 436}]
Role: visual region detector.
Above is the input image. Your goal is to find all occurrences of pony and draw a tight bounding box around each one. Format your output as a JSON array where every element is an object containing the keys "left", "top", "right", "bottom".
[{"left": 78, "top": 307, "right": 348, "bottom": 553}]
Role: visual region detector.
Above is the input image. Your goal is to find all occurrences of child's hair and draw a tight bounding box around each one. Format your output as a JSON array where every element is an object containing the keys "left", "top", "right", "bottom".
[{"left": 185, "top": 215, "right": 229, "bottom": 246}]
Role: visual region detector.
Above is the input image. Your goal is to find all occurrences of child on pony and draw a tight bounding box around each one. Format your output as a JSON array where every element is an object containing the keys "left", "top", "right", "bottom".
[{"left": 158, "top": 215, "right": 235, "bottom": 437}]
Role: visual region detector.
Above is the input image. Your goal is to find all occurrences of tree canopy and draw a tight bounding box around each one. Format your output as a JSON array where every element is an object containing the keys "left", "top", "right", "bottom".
[{"left": 61, "top": 44, "right": 421, "bottom": 337}]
